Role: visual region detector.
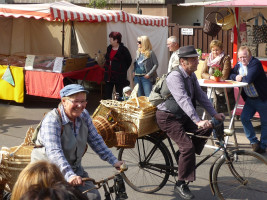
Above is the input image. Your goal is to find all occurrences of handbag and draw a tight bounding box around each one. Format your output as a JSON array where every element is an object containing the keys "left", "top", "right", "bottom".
[
  {"left": 204, "top": 12, "right": 223, "bottom": 37},
  {"left": 253, "top": 24, "right": 267, "bottom": 44}
]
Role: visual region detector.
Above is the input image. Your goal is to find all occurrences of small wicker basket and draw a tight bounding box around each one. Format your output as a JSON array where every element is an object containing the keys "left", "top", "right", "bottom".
[
  {"left": 0, "top": 145, "right": 34, "bottom": 192},
  {"left": 203, "top": 11, "right": 224, "bottom": 37},
  {"left": 114, "top": 121, "right": 138, "bottom": 148},
  {"left": 0, "top": 127, "right": 35, "bottom": 192},
  {"left": 216, "top": 8, "right": 235, "bottom": 31},
  {"left": 92, "top": 115, "right": 117, "bottom": 147}
]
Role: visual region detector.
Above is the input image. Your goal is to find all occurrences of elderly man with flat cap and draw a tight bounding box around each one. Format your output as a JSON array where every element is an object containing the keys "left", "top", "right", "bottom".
[
  {"left": 31, "top": 84, "right": 123, "bottom": 200},
  {"left": 156, "top": 46, "right": 224, "bottom": 199}
]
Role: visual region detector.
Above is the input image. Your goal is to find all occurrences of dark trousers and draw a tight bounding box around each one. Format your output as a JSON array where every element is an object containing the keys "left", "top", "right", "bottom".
[
  {"left": 104, "top": 81, "right": 125, "bottom": 100},
  {"left": 156, "top": 110, "right": 212, "bottom": 182}
]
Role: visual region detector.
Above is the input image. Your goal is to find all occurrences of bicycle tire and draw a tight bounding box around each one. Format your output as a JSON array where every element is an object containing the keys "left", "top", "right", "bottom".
[
  {"left": 212, "top": 150, "right": 267, "bottom": 200},
  {"left": 118, "top": 136, "right": 172, "bottom": 193}
]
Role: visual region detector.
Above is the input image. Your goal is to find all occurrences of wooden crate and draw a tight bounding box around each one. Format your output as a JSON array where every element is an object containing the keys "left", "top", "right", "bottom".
[{"left": 62, "top": 57, "right": 88, "bottom": 72}]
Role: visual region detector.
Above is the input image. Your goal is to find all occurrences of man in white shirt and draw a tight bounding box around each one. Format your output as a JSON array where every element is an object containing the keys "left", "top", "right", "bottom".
[{"left": 167, "top": 36, "right": 179, "bottom": 72}]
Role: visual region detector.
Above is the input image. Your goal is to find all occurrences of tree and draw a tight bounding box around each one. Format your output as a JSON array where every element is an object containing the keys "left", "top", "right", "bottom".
[{"left": 87, "top": 0, "right": 112, "bottom": 9}]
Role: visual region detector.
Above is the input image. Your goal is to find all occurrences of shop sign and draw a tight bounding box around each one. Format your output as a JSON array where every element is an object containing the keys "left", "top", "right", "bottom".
[{"left": 181, "top": 28, "right": 194, "bottom": 35}]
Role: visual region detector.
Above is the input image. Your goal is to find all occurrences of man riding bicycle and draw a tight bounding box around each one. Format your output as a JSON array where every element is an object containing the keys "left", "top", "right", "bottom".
[
  {"left": 156, "top": 45, "right": 224, "bottom": 199},
  {"left": 31, "top": 84, "right": 124, "bottom": 200}
]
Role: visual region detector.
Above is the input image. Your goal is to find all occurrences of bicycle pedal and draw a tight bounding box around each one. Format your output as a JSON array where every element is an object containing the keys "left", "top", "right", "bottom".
[{"left": 214, "top": 141, "right": 220, "bottom": 146}]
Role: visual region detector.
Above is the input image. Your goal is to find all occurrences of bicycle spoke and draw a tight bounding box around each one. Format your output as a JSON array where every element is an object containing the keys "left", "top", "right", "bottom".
[
  {"left": 118, "top": 136, "right": 171, "bottom": 193},
  {"left": 213, "top": 150, "right": 267, "bottom": 199}
]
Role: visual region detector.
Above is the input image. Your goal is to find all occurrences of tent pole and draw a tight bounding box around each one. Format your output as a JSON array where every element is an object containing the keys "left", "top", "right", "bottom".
[
  {"left": 62, "top": 20, "right": 65, "bottom": 57},
  {"left": 233, "top": 7, "right": 239, "bottom": 66}
]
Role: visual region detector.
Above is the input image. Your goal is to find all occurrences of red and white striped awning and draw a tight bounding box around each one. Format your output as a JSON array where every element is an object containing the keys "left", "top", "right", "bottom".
[
  {"left": 50, "top": 1, "right": 168, "bottom": 27},
  {"left": 0, "top": 3, "right": 52, "bottom": 20},
  {"left": 0, "top": 1, "right": 168, "bottom": 27}
]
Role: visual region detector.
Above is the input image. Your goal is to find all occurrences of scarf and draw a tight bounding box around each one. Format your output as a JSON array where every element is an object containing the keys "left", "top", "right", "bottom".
[{"left": 207, "top": 52, "right": 225, "bottom": 68}]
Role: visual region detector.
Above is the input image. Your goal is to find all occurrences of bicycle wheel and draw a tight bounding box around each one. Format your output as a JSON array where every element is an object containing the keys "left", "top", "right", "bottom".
[
  {"left": 212, "top": 150, "right": 267, "bottom": 200},
  {"left": 118, "top": 136, "right": 172, "bottom": 193}
]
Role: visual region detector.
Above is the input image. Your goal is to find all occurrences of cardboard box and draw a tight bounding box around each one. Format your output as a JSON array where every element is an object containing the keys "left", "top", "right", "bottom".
[{"left": 62, "top": 56, "right": 88, "bottom": 72}]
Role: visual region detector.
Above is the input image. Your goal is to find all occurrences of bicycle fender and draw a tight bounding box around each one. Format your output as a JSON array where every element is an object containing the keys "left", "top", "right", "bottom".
[{"left": 209, "top": 156, "right": 222, "bottom": 196}]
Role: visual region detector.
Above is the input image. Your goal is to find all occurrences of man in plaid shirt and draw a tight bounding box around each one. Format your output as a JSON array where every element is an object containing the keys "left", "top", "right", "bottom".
[{"left": 31, "top": 84, "right": 123, "bottom": 200}]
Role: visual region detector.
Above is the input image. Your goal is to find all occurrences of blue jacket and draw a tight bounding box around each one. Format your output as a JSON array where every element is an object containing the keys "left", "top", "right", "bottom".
[{"left": 229, "top": 57, "right": 267, "bottom": 102}]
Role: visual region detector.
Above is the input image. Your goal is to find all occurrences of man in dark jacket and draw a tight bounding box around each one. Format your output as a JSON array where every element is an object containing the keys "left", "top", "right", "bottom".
[
  {"left": 104, "top": 32, "right": 132, "bottom": 100},
  {"left": 230, "top": 46, "right": 267, "bottom": 154}
]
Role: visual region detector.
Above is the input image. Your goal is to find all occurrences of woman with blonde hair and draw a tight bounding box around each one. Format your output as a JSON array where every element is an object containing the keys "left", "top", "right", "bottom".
[
  {"left": 133, "top": 36, "right": 158, "bottom": 97},
  {"left": 11, "top": 161, "right": 66, "bottom": 200}
]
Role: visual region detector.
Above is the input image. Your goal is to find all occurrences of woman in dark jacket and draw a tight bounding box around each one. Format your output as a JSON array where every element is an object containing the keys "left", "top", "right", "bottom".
[{"left": 103, "top": 32, "right": 132, "bottom": 100}]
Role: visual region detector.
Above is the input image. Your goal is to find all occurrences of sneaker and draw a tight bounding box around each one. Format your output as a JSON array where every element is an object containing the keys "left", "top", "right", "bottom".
[
  {"left": 251, "top": 143, "right": 260, "bottom": 152},
  {"left": 174, "top": 183, "right": 194, "bottom": 200}
]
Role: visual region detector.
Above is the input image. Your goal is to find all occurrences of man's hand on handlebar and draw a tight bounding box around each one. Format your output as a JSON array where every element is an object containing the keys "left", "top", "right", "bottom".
[
  {"left": 114, "top": 161, "right": 125, "bottom": 171},
  {"left": 69, "top": 175, "right": 83, "bottom": 186},
  {"left": 196, "top": 120, "right": 212, "bottom": 129},
  {"left": 214, "top": 113, "right": 225, "bottom": 121}
]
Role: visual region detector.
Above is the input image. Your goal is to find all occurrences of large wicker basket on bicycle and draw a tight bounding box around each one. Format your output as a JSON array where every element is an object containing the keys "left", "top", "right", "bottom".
[
  {"left": 92, "top": 96, "right": 160, "bottom": 148},
  {"left": 93, "top": 97, "right": 160, "bottom": 137},
  {"left": 0, "top": 127, "right": 34, "bottom": 192}
]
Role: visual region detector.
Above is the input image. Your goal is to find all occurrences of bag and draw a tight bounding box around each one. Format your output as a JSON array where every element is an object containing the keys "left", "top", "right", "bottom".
[
  {"left": 214, "top": 88, "right": 235, "bottom": 113},
  {"left": 253, "top": 24, "right": 267, "bottom": 44},
  {"left": 148, "top": 73, "right": 171, "bottom": 106},
  {"left": 203, "top": 12, "right": 223, "bottom": 37}
]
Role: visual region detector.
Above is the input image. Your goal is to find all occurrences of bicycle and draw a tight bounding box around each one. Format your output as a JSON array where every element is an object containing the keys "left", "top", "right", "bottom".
[
  {"left": 118, "top": 122, "right": 267, "bottom": 199},
  {"left": 82, "top": 163, "right": 128, "bottom": 200}
]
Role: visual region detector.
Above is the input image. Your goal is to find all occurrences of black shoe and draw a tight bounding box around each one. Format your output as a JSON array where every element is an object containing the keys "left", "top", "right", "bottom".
[
  {"left": 251, "top": 143, "right": 260, "bottom": 152},
  {"left": 174, "top": 183, "right": 194, "bottom": 199},
  {"left": 256, "top": 147, "right": 266, "bottom": 154}
]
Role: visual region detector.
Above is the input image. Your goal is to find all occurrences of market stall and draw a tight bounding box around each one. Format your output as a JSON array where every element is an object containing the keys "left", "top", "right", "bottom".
[
  {"left": 0, "top": 1, "right": 169, "bottom": 102},
  {"left": 179, "top": 0, "right": 267, "bottom": 119},
  {"left": 179, "top": 0, "right": 267, "bottom": 67}
]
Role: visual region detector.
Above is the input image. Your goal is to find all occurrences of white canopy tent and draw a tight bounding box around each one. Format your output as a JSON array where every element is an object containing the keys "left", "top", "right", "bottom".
[{"left": 0, "top": 1, "right": 169, "bottom": 76}]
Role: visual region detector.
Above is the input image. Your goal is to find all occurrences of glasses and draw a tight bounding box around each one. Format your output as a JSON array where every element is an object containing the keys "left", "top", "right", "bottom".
[
  {"left": 238, "top": 56, "right": 248, "bottom": 60},
  {"left": 137, "top": 41, "right": 141, "bottom": 44},
  {"left": 67, "top": 99, "right": 87, "bottom": 105}
]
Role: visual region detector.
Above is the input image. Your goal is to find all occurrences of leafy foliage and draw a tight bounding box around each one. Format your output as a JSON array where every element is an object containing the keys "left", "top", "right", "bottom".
[
  {"left": 86, "top": 0, "right": 112, "bottom": 9},
  {"left": 213, "top": 68, "right": 223, "bottom": 77}
]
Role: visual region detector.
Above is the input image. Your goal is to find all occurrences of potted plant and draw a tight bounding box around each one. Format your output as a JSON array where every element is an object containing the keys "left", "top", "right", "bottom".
[{"left": 213, "top": 68, "right": 222, "bottom": 82}]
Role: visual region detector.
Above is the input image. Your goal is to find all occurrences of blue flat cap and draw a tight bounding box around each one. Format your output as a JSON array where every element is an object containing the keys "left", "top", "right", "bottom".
[{"left": 60, "top": 84, "right": 88, "bottom": 98}]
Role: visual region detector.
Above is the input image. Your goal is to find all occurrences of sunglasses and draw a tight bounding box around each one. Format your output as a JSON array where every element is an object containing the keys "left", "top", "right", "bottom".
[{"left": 137, "top": 41, "right": 141, "bottom": 44}]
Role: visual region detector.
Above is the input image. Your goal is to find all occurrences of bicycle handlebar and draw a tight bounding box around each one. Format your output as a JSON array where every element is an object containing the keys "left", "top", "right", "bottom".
[{"left": 81, "top": 163, "right": 128, "bottom": 187}]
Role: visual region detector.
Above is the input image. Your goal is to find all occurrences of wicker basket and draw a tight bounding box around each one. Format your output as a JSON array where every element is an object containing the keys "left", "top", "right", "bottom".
[
  {"left": 216, "top": 8, "right": 235, "bottom": 31},
  {"left": 100, "top": 99, "right": 160, "bottom": 137},
  {"left": 0, "top": 145, "right": 34, "bottom": 192},
  {"left": 92, "top": 103, "right": 111, "bottom": 119},
  {"left": 92, "top": 115, "right": 117, "bottom": 147},
  {"left": 203, "top": 11, "right": 224, "bottom": 37},
  {"left": 114, "top": 121, "right": 138, "bottom": 148}
]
